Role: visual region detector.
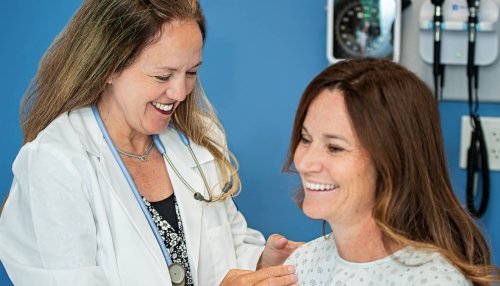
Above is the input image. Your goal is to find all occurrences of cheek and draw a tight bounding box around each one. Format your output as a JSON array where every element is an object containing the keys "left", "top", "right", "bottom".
[
  {"left": 114, "top": 85, "right": 141, "bottom": 104},
  {"left": 186, "top": 78, "right": 198, "bottom": 93},
  {"left": 355, "top": 164, "right": 378, "bottom": 200},
  {"left": 293, "top": 147, "right": 304, "bottom": 171}
]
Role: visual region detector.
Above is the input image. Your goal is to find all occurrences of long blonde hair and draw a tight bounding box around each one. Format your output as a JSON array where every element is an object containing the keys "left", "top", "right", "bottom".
[
  {"left": 284, "top": 59, "right": 499, "bottom": 285},
  {"left": 21, "top": 0, "right": 239, "bottom": 197}
]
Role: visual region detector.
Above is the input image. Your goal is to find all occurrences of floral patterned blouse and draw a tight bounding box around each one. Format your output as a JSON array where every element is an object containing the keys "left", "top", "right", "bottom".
[{"left": 144, "top": 195, "right": 193, "bottom": 286}]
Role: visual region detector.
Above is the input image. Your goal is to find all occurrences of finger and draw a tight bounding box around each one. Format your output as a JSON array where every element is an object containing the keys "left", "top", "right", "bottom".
[
  {"left": 284, "top": 240, "right": 305, "bottom": 251},
  {"left": 224, "top": 269, "right": 253, "bottom": 281},
  {"left": 292, "top": 241, "right": 305, "bottom": 248},
  {"left": 253, "top": 272, "right": 298, "bottom": 286},
  {"left": 220, "top": 269, "right": 254, "bottom": 286},
  {"left": 254, "top": 277, "right": 298, "bottom": 286},
  {"left": 244, "top": 265, "right": 296, "bottom": 285}
]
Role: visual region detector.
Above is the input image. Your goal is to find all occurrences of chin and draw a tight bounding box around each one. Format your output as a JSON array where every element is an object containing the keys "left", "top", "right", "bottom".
[
  {"left": 147, "top": 122, "right": 170, "bottom": 134},
  {"left": 302, "top": 200, "right": 330, "bottom": 221}
]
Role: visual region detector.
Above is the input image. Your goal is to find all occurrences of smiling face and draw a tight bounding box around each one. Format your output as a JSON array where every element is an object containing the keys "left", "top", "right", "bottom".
[
  {"left": 293, "top": 88, "right": 378, "bottom": 226},
  {"left": 98, "top": 19, "right": 203, "bottom": 137}
]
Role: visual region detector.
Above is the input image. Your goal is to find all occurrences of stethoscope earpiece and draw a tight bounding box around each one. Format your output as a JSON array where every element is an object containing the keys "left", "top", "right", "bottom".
[
  {"left": 221, "top": 178, "right": 233, "bottom": 194},
  {"left": 193, "top": 178, "right": 233, "bottom": 202},
  {"left": 193, "top": 192, "right": 208, "bottom": 202}
]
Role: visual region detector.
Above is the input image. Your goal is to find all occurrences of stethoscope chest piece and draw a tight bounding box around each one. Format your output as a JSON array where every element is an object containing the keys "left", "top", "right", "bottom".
[{"left": 169, "top": 262, "right": 186, "bottom": 286}]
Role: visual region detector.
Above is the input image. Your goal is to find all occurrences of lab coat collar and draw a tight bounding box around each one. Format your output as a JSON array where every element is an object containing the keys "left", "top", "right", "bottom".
[
  {"left": 68, "top": 108, "right": 102, "bottom": 157},
  {"left": 69, "top": 107, "right": 210, "bottom": 284},
  {"left": 69, "top": 107, "right": 172, "bottom": 280}
]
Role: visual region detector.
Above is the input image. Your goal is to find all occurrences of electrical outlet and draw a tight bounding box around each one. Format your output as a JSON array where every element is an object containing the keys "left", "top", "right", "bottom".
[{"left": 459, "top": 116, "right": 500, "bottom": 171}]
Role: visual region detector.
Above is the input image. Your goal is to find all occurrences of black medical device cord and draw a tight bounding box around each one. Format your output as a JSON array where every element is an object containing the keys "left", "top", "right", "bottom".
[
  {"left": 402, "top": 0, "right": 412, "bottom": 10},
  {"left": 466, "top": 115, "right": 490, "bottom": 218},
  {"left": 431, "top": 0, "right": 445, "bottom": 101},
  {"left": 465, "top": 0, "right": 489, "bottom": 218}
]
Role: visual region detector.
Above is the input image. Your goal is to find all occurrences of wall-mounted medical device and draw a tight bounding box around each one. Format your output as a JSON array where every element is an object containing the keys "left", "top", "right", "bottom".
[
  {"left": 326, "top": 0, "right": 402, "bottom": 64},
  {"left": 419, "top": 0, "right": 499, "bottom": 66}
]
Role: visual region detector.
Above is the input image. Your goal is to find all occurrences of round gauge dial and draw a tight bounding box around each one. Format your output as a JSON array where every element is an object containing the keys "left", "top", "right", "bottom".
[{"left": 334, "top": 1, "right": 394, "bottom": 59}]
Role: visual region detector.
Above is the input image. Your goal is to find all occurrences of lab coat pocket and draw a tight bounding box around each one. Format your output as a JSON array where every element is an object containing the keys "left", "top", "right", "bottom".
[{"left": 206, "top": 223, "right": 237, "bottom": 277}]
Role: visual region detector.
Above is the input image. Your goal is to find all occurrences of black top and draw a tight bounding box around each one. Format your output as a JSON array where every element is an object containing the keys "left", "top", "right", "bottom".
[{"left": 150, "top": 195, "right": 179, "bottom": 232}]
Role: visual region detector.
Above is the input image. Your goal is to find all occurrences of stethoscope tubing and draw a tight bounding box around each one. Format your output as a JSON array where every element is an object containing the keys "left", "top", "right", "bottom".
[
  {"left": 152, "top": 135, "right": 201, "bottom": 196},
  {"left": 154, "top": 133, "right": 217, "bottom": 202}
]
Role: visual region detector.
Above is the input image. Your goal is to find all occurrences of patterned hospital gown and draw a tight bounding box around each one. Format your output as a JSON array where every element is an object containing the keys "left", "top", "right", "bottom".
[{"left": 285, "top": 235, "right": 472, "bottom": 286}]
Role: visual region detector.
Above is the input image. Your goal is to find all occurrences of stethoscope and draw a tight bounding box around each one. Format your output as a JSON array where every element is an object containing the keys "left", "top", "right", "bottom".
[
  {"left": 91, "top": 105, "right": 233, "bottom": 285},
  {"left": 153, "top": 133, "right": 234, "bottom": 203}
]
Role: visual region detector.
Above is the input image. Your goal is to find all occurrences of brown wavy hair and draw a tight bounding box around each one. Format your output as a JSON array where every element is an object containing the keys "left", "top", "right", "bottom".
[
  {"left": 20, "top": 0, "right": 239, "bottom": 197},
  {"left": 283, "top": 58, "right": 499, "bottom": 285}
]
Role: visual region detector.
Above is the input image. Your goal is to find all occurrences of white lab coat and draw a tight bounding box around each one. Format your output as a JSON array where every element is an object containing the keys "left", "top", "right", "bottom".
[{"left": 0, "top": 107, "right": 265, "bottom": 286}]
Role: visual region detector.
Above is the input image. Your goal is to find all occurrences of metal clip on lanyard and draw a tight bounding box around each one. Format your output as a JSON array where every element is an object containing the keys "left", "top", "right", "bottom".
[{"left": 91, "top": 105, "right": 185, "bottom": 286}]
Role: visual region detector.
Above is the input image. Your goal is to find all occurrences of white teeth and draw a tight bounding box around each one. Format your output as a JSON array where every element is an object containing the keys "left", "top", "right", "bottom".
[
  {"left": 152, "top": 102, "right": 174, "bottom": 111},
  {"left": 304, "top": 181, "right": 337, "bottom": 191}
]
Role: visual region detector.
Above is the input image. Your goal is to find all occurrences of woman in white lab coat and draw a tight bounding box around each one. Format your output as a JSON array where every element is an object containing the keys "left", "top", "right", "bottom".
[{"left": 0, "top": 0, "right": 298, "bottom": 285}]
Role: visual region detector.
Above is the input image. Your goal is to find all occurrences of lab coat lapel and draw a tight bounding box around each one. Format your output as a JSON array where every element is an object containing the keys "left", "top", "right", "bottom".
[
  {"left": 159, "top": 130, "right": 205, "bottom": 286},
  {"left": 99, "top": 148, "right": 169, "bottom": 270},
  {"left": 72, "top": 108, "right": 170, "bottom": 279}
]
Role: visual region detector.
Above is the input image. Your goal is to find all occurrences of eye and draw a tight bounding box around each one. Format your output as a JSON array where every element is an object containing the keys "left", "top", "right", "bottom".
[
  {"left": 154, "top": 75, "right": 172, "bottom": 82},
  {"left": 299, "top": 133, "right": 311, "bottom": 145},
  {"left": 186, "top": 70, "right": 198, "bottom": 78},
  {"left": 327, "top": 145, "right": 344, "bottom": 153}
]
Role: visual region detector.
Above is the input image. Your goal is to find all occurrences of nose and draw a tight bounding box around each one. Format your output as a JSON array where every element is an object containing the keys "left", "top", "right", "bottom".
[
  {"left": 294, "top": 145, "right": 323, "bottom": 174},
  {"left": 166, "top": 76, "right": 189, "bottom": 102}
]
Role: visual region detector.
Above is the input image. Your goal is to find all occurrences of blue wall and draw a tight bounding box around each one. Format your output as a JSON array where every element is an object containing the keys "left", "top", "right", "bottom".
[{"left": 1, "top": 1, "right": 498, "bottom": 284}]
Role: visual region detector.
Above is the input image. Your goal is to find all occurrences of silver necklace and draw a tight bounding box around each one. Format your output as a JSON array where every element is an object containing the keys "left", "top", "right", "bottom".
[{"left": 116, "top": 140, "right": 154, "bottom": 162}]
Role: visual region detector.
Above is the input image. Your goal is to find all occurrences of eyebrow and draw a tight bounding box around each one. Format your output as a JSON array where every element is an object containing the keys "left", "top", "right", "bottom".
[
  {"left": 302, "top": 126, "right": 351, "bottom": 145},
  {"left": 324, "top": 134, "right": 351, "bottom": 145},
  {"left": 154, "top": 61, "right": 203, "bottom": 71}
]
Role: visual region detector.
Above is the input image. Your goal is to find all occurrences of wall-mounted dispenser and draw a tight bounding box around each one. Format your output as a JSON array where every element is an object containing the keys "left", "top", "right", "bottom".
[{"left": 419, "top": 0, "right": 499, "bottom": 66}]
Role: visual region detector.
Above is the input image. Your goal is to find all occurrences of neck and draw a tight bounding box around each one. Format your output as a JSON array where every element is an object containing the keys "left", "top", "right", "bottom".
[
  {"left": 96, "top": 99, "right": 151, "bottom": 154},
  {"left": 114, "top": 133, "right": 152, "bottom": 155},
  {"left": 329, "top": 214, "right": 393, "bottom": 263}
]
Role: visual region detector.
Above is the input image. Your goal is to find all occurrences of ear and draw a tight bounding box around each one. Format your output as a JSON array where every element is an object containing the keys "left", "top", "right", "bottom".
[{"left": 106, "top": 73, "right": 118, "bottom": 84}]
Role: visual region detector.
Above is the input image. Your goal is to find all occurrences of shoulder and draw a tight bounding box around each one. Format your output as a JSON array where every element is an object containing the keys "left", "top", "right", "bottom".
[
  {"left": 34, "top": 111, "right": 78, "bottom": 144},
  {"left": 397, "top": 249, "right": 472, "bottom": 286},
  {"left": 285, "top": 235, "right": 335, "bottom": 266},
  {"left": 284, "top": 235, "right": 339, "bottom": 285},
  {"left": 8, "top": 109, "right": 99, "bottom": 214},
  {"left": 17, "top": 113, "right": 75, "bottom": 156},
  {"left": 13, "top": 108, "right": 92, "bottom": 177},
  {"left": 25, "top": 107, "right": 95, "bottom": 152}
]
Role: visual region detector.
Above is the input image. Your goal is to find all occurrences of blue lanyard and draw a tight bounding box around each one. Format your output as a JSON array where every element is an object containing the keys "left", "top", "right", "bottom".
[
  {"left": 91, "top": 105, "right": 174, "bottom": 267},
  {"left": 153, "top": 129, "right": 190, "bottom": 154}
]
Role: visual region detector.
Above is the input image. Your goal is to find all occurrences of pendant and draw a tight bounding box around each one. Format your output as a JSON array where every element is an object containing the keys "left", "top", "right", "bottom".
[{"left": 169, "top": 262, "right": 186, "bottom": 286}]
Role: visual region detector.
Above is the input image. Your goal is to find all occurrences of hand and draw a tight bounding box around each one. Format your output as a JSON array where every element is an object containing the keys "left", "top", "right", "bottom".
[
  {"left": 219, "top": 265, "right": 297, "bottom": 286},
  {"left": 257, "top": 234, "right": 303, "bottom": 269}
]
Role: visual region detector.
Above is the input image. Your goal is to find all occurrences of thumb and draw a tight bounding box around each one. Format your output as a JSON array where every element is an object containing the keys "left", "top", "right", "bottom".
[{"left": 267, "top": 234, "right": 288, "bottom": 249}]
